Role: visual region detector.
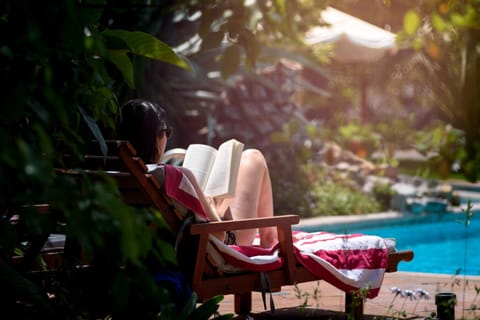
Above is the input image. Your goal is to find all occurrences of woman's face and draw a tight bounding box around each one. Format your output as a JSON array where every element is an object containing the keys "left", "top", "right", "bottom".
[{"left": 156, "top": 132, "right": 168, "bottom": 163}]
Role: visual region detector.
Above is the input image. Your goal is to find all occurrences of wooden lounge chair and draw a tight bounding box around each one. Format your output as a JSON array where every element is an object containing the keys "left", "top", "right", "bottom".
[{"left": 16, "top": 140, "right": 414, "bottom": 318}]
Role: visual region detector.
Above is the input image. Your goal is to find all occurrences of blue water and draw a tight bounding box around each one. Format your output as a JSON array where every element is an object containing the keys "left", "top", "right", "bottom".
[{"left": 298, "top": 211, "right": 480, "bottom": 276}]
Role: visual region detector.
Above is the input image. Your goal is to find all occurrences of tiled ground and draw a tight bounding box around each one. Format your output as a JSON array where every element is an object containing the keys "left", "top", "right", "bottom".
[{"left": 217, "top": 272, "right": 480, "bottom": 319}]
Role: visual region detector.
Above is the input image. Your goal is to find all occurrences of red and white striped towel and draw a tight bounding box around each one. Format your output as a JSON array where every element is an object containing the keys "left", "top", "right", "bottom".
[
  {"left": 292, "top": 231, "right": 387, "bottom": 298},
  {"left": 209, "top": 235, "right": 284, "bottom": 272},
  {"left": 162, "top": 164, "right": 388, "bottom": 297}
]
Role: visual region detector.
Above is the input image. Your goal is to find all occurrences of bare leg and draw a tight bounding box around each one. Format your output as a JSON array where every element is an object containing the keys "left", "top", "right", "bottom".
[{"left": 228, "top": 149, "right": 277, "bottom": 248}]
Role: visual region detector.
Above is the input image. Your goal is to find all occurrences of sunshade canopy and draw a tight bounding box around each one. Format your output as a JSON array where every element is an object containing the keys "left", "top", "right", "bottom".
[{"left": 305, "top": 7, "right": 397, "bottom": 62}]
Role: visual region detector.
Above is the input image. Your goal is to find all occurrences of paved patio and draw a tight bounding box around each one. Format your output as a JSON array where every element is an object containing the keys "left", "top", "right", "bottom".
[{"left": 218, "top": 272, "right": 480, "bottom": 319}]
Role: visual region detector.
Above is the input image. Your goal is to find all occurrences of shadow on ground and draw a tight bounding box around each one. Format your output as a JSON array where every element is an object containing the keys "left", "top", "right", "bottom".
[{"left": 232, "top": 308, "right": 382, "bottom": 319}]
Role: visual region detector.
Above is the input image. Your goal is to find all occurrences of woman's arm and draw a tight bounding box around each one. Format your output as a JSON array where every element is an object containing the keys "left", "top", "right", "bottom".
[
  {"left": 176, "top": 167, "right": 226, "bottom": 242},
  {"left": 176, "top": 167, "right": 222, "bottom": 222},
  {"left": 149, "top": 164, "right": 225, "bottom": 241}
]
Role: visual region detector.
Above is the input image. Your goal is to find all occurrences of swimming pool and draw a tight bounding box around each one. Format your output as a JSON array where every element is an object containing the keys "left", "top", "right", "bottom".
[{"left": 297, "top": 211, "right": 480, "bottom": 276}]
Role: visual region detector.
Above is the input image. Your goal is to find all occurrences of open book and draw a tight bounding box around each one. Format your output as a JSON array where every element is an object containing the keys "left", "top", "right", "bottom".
[{"left": 182, "top": 139, "right": 244, "bottom": 198}]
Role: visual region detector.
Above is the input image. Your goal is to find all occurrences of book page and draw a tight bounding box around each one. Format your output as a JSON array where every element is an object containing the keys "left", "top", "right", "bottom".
[
  {"left": 182, "top": 144, "right": 217, "bottom": 190},
  {"left": 204, "top": 139, "right": 244, "bottom": 198}
]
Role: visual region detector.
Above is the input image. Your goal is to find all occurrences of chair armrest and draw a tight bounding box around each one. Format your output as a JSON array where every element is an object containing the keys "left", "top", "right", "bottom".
[
  {"left": 189, "top": 214, "right": 300, "bottom": 235},
  {"left": 387, "top": 250, "right": 414, "bottom": 272}
]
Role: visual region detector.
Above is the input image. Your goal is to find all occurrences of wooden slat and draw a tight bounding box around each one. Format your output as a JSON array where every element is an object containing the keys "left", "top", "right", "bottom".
[
  {"left": 115, "top": 143, "right": 179, "bottom": 231},
  {"left": 82, "top": 156, "right": 126, "bottom": 171},
  {"left": 120, "top": 191, "right": 154, "bottom": 206}
]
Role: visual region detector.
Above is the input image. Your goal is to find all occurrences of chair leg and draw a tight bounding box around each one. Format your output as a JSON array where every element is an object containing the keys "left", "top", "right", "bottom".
[
  {"left": 345, "top": 292, "right": 364, "bottom": 320},
  {"left": 234, "top": 292, "right": 252, "bottom": 315}
]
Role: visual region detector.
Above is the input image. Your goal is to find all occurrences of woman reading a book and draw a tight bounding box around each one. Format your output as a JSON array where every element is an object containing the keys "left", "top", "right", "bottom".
[{"left": 116, "top": 99, "right": 277, "bottom": 248}]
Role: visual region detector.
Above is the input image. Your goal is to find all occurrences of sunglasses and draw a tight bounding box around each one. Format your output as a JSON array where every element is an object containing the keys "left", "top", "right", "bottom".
[{"left": 160, "top": 126, "right": 172, "bottom": 138}]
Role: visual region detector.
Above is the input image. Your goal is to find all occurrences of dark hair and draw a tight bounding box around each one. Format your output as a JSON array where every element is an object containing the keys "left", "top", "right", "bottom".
[{"left": 116, "top": 99, "right": 167, "bottom": 163}]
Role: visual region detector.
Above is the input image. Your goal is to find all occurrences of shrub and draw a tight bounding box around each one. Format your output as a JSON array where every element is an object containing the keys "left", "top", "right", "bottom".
[{"left": 307, "top": 180, "right": 382, "bottom": 216}]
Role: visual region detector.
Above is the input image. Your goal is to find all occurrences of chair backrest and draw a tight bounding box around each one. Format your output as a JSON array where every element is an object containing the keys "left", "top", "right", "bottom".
[{"left": 56, "top": 140, "right": 181, "bottom": 233}]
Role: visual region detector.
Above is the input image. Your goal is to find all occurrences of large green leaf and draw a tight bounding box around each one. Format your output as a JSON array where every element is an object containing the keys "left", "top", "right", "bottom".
[
  {"left": 190, "top": 295, "right": 231, "bottom": 320},
  {"left": 105, "top": 49, "right": 135, "bottom": 88},
  {"left": 78, "top": 106, "right": 107, "bottom": 156},
  {"left": 176, "top": 292, "right": 197, "bottom": 320},
  {"left": 101, "top": 30, "right": 191, "bottom": 72},
  {"left": 77, "top": 0, "right": 105, "bottom": 26}
]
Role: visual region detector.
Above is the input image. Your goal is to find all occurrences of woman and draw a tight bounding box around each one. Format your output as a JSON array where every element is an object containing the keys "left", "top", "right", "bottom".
[{"left": 116, "top": 99, "right": 277, "bottom": 248}]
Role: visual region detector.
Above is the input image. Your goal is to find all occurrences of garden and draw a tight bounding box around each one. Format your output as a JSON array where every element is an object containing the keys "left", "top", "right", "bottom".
[{"left": 1, "top": 0, "right": 479, "bottom": 319}]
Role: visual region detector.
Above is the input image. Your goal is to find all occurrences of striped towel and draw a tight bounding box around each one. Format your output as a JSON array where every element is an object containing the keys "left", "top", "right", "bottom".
[
  {"left": 292, "top": 231, "right": 387, "bottom": 298},
  {"left": 163, "top": 164, "right": 388, "bottom": 297}
]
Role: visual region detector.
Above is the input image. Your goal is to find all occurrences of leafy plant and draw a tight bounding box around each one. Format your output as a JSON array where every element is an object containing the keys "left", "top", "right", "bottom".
[
  {"left": 372, "top": 182, "right": 395, "bottom": 211},
  {"left": 337, "top": 122, "right": 382, "bottom": 158},
  {"left": 458, "top": 199, "right": 475, "bottom": 319},
  {"left": 307, "top": 177, "right": 382, "bottom": 217},
  {"left": 0, "top": 1, "right": 211, "bottom": 318},
  {"left": 294, "top": 281, "right": 322, "bottom": 310},
  {"left": 161, "top": 293, "right": 233, "bottom": 320},
  {"left": 397, "top": 1, "right": 480, "bottom": 182}
]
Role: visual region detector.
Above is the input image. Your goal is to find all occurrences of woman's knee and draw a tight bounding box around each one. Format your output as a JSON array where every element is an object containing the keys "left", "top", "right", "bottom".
[{"left": 241, "top": 149, "right": 267, "bottom": 168}]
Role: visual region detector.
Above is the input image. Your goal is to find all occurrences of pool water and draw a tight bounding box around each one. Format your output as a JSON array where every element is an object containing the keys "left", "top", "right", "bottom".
[{"left": 299, "top": 211, "right": 480, "bottom": 276}]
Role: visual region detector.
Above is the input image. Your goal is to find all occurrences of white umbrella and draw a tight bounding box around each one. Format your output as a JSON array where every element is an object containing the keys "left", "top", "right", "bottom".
[
  {"left": 305, "top": 6, "right": 397, "bottom": 62},
  {"left": 305, "top": 6, "right": 399, "bottom": 122}
]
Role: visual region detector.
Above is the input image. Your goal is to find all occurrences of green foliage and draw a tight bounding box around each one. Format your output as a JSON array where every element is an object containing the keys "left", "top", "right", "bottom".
[
  {"left": 161, "top": 293, "right": 233, "bottom": 320},
  {"left": 0, "top": 1, "right": 202, "bottom": 317},
  {"left": 268, "top": 117, "right": 390, "bottom": 217},
  {"left": 101, "top": 29, "right": 191, "bottom": 87},
  {"left": 397, "top": 0, "right": 480, "bottom": 182},
  {"left": 403, "top": 10, "right": 421, "bottom": 35},
  {"left": 308, "top": 180, "right": 382, "bottom": 216},
  {"left": 268, "top": 119, "right": 324, "bottom": 216},
  {"left": 371, "top": 182, "right": 395, "bottom": 211},
  {"left": 156, "top": 0, "right": 328, "bottom": 78},
  {"left": 294, "top": 281, "right": 322, "bottom": 309},
  {"left": 301, "top": 165, "right": 382, "bottom": 217},
  {"left": 337, "top": 122, "right": 382, "bottom": 157},
  {"left": 54, "top": 173, "right": 176, "bottom": 265}
]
